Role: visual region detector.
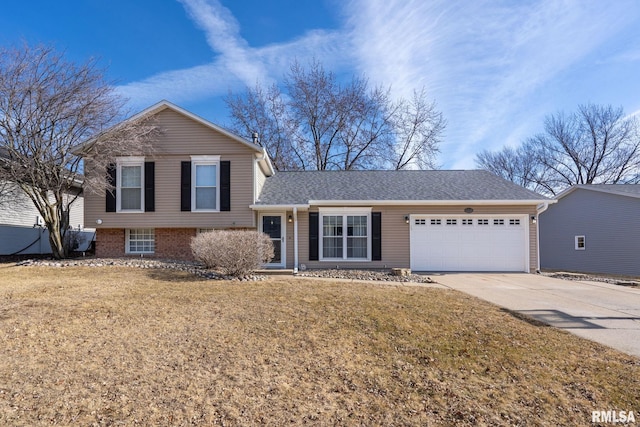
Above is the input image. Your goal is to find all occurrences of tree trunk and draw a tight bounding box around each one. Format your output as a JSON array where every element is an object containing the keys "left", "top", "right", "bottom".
[
  {"left": 48, "top": 226, "right": 67, "bottom": 259},
  {"left": 44, "top": 204, "right": 69, "bottom": 259}
]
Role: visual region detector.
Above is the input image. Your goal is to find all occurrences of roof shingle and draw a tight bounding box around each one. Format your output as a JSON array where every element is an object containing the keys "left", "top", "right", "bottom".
[{"left": 255, "top": 170, "right": 548, "bottom": 205}]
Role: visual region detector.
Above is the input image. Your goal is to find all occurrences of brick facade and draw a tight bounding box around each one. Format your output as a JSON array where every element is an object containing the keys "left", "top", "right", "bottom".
[
  {"left": 95, "top": 228, "right": 125, "bottom": 258},
  {"left": 155, "top": 228, "right": 196, "bottom": 260},
  {"left": 95, "top": 228, "right": 196, "bottom": 260}
]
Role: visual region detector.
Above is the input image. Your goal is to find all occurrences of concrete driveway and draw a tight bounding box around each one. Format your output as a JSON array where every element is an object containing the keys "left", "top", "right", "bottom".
[{"left": 435, "top": 273, "right": 640, "bottom": 358}]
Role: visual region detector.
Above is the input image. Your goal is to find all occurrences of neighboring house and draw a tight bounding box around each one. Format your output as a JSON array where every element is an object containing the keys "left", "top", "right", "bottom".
[
  {"left": 84, "top": 101, "right": 552, "bottom": 272},
  {"left": 540, "top": 184, "right": 640, "bottom": 277},
  {"left": 0, "top": 180, "right": 91, "bottom": 256}
]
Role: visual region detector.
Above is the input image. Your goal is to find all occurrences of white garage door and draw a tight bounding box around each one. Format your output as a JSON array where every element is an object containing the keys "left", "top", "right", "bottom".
[{"left": 410, "top": 215, "right": 529, "bottom": 272}]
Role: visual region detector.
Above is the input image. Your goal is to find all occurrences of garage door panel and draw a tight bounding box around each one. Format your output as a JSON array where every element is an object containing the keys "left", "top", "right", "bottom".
[{"left": 410, "top": 216, "right": 527, "bottom": 272}]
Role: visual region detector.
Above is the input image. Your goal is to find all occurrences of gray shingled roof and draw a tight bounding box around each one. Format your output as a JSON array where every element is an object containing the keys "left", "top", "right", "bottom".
[
  {"left": 255, "top": 170, "right": 548, "bottom": 205},
  {"left": 570, "top": 184, "right": 640, "bottom": 198}
]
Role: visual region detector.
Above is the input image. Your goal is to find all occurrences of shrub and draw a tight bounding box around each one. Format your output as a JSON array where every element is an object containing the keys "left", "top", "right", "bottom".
[{"left": 191, "top": 230, "right": 274, "bottom": 277}]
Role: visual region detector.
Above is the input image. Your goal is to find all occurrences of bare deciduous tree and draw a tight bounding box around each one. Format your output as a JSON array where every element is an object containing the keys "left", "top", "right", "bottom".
[
  {"left": 0, "top": 44, "right": 157, "bottom": 258},
  {"left": 475, "top": 141, "right": 548, "bottom": 193},
  {"left": 226, "top": 60, "right": 445, "bottom": 170},
  {"left": 391, "top": 88, "right": 444, "bottom": 170},
  {"left": 476, "top": 104, "right": 640, "bottom": 195}
]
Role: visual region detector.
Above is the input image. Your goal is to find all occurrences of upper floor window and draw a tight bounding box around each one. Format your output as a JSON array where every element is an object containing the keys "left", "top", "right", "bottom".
[
  {"left": 575, "top": 235, "right": 585, "bottom": 250},
  {"left": 106, "top": 157, "right": 154, "bottom": 214},
  {"left": 180, "top": 157, "right": 230, "bottom": 213},
  {"left": 191, "top": 156, "right": 220, "bottom": 211},
  {"left": 117, "top": 157, "right": 144, "bottom": 212}
]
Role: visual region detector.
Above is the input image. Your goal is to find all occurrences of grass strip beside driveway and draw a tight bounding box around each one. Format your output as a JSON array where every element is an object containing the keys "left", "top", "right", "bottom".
[{"left": 0, "top": 265, "right": 638, "bottom": 425}]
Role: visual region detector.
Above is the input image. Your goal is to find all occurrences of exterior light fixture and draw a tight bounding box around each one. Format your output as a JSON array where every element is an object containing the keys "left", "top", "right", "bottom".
[
  {"left": 96, "top": 219, "right": 103, "bottom": 225},
  {"left": 288, "top": 214, "right": 293, "bottom": 223},
  {"left": 531, "top": 216, "right": 537, "bottom": 224},
  {"left": 404, "top": 215, "right": 410, "bottom": 224}
]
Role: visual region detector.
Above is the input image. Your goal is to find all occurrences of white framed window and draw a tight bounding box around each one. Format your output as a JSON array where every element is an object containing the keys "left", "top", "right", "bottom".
[
  {"left": 126, "top": 229, "right": 155, "bottom": 254},
  {"left": 117, "top": 157, "right": 144, "bottom": 212},
  {"left": 575, "top": 235, "right": 585, "bottom": 250},
  {"left": 191, "top": 155, "right": 220, "bottom": 212},
  {"left": 319, "top": 208, "right": 371, "bottom": 261}
]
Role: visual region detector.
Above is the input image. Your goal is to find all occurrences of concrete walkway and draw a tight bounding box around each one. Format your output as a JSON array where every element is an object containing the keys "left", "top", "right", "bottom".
[{"left": 434, "top": 273, "right": 640, "bottom": 358}]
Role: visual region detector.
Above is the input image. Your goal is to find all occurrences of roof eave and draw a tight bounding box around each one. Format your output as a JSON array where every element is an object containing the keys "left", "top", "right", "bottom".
[
  {"left": 250, "top": 204, "right": 310, "bottom": 210},
  {"left": 556, "top": 184, "right": 640, "bottom": 200},
  {"left": 308, "top": 199, "right": 552, "bottom": 206},
  {"left": 251, "top": 199, "right": 552, "bottom": 208}
]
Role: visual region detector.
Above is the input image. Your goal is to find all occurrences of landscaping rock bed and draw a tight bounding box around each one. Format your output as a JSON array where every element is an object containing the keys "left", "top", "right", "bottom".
[
  {"left": 298, "top": 268, "right": 434, "bottom": 283},
  {"left": 14, "top": 258, "right": 267, "bottom": 281},
  {"left": 543, "top": 271, "right": 639, "bottom": 288},
  {"left": 14, "top": 258, "right": 434, "bottom": 284}
]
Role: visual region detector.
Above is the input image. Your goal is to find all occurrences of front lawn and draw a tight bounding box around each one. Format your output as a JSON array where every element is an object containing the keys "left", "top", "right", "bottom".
[{"left": 0, "top": 265, "right": 638, "bottom": 425}]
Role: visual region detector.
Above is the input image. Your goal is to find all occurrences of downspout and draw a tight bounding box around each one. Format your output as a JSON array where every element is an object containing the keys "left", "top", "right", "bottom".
[
  {"left": 535, "top": 202, "right": 550, "bottom": 272},
  {"left": 293, "top": 206, "right": 299, "bottom": 274}
]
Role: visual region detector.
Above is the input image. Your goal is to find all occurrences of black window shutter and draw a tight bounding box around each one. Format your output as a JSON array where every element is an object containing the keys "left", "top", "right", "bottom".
[
  {"left": 106, "top": 164, "right": 116, "bottom": 212},
  {"left": 309, "top": 212, "right": 319, "bottom": 261},
  {"left": 144, "top": 162, "right": 155, "bottom": 212},
  {"left": 372, "top": 212, "right": 382, "bottom": 261},
  {"left": 180, "top": 161, "right": 191, "bottom": 211},
  {"left": 220, "top": 160, "right": 231, "bottom": 211}
]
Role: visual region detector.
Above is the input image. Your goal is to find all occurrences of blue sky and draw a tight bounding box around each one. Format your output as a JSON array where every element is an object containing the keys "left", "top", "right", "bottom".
[{"left": 2, "top": 0, "right": 640, "bottom": 169}]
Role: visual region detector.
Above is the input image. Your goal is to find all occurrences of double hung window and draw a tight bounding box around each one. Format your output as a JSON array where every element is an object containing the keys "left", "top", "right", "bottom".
[
  {"left": 320, "top": 209, "right": 370, "bottom": 261},
  {"left": 191, "top": 156, "right": 220, "bottom": 211},
  {"left": 117, "top": 157, "right": 144, "bottom": 212}
]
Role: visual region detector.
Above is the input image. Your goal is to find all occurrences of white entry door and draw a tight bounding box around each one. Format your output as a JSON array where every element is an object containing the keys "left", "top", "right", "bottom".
[
  {"left": 261, "top": 214, "right": 285, "bottom": 268},
  {"left": 410, "top": 215, "right": 528, "bottom": 272}
]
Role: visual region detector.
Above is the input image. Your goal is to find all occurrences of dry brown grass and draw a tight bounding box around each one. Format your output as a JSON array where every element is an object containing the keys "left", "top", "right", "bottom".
[{"left": 0, "top": 265, "right": 638, "bottom": 426}]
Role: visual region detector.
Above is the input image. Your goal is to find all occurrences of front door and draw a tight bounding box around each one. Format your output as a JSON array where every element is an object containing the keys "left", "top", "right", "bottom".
[{"left": 261, "top": 214, "right": 285, "bottom": 268}]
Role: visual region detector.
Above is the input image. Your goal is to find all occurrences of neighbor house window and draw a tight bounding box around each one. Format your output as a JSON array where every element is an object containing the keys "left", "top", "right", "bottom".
[
  {"left": 320, "top": 209, "right": 370, "bottom": 260},
  {"left": 191, "top": 156, "right": 220, "bottom": 211},
  {"left": 575, "top": 235, "right": 585, "bottom": 250},
  {"left": 126, "top": 228, "right": 155, "bottom": 254},
  {"left": 117, "top": 157, "right": 144, "bottom": 212}
]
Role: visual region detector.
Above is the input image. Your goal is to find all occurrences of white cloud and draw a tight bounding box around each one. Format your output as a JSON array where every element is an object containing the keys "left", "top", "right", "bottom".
[
  {"left": 117, "top": 0, "right": 640, "bottom": 169},
  {"left": 343, "top": 0, "right": 640, "bottom": 168},
  {"left": 117, "top": 0, "right": 348, "bottom": 111}
]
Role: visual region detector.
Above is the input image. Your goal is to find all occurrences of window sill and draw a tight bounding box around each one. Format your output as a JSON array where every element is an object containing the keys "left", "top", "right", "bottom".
[
  {"left": 191, "top": 209, "right": 221, "bottom": 213},
  {"left": 319, "top": 258, "right": 371, "bottom": 262},
  {"left": 117, "top": 210, "right": 144, "bottom": 213}
]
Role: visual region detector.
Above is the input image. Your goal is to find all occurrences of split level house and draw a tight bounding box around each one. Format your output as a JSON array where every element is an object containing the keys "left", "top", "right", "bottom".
[{"left": 84, "top": 101, "right": 552, "bottom": 273}]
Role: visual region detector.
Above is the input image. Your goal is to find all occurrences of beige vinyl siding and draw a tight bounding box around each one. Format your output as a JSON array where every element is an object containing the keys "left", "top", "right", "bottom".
[
  {"left": 150, "top": 109, "right": 260, "bottom": 156},
  {"left": 295, "top": 204, "right": 538, "bottom": 271},
  {"left": 85, "top": 108, "right": 260, "bottom": 229}
]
